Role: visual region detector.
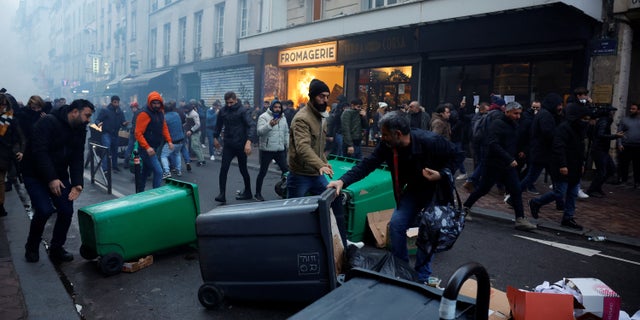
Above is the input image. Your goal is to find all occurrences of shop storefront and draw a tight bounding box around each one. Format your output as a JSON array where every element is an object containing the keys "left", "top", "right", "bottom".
[
  {"left": 263, "top": 42, "right": 344, "bottom": 108},
  {"left": 194, "top": 53, "right": 262, "bottom": 107}
]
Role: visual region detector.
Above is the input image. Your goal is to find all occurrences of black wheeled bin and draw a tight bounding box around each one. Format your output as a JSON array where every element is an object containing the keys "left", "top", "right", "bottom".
[
  {"left": 78, "top": 178, "right": 200, "bottom": 275},
  {"left": 196, "top": 189, "right": 339, "bottom": 309},
  {"left": 290, "top": 262, "right": 491, "bottom": 320}
]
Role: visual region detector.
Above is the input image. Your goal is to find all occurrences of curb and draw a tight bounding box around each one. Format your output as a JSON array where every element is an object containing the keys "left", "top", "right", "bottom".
[{"left": 470, "top": 207, "right": 640, "bottom": 249}]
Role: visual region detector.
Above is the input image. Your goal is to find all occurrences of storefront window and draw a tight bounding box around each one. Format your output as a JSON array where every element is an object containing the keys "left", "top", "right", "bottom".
[
  {"left": 357, "top": 66, "right": 412, "bottom": 111},
  {"left": 493, "top": 63, "right": 530, "bottom": 102},
  {"left": 286, "top": 65, "right": 344, "bottom": 108},
  {"left": 531, "top": 60, "right": 572, "bottom": 102}
]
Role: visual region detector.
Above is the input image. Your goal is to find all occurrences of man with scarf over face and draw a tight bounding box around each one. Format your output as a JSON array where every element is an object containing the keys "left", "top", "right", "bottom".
[{"left": 254, "top": 99, "right": 289, "bottom": 201}]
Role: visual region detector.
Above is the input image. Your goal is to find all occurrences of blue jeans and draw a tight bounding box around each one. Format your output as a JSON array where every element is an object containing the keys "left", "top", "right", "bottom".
[
  {"left": 454, "top": 142, "right": 466, "bottom": 175},
  {"left": 136, "top": 148, "right": 163, "bottom": 192},
  {"left": 520, "top": 163, "right": 545, "bottom": 191},
  {"left": 206, "top": 128, "right": 215, "bottom": 157},
  {"left": 161, "top": 142, "right": 183, "bottom": 174},
  {"left": 24, "top": 176, "right": 74, "bottom": 250},
  {"left": 464, "top": 165, "right": 525, "bottom": 217},
  {"left": 343, "top": 140, "right": 362, "bottom": 160},
  {"left": 390, "top": 191, "right": 433, "bottom": 281},
  {"left": 533, "top": 181, "right": 579, "bottom": 220},
  {"left": 180, "top": 142, "right": 191, "bottom": 164},
  {"left": 286, "top": 172, "right": 347, "bottom": 246},
  {"left": 286, "top": 172, "right": 329, "bottom": 198},
  {"left": 101, "top": 133, "right": 120, "bottom": 171}
]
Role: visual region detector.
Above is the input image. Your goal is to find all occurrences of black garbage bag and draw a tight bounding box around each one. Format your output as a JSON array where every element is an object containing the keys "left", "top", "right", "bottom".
[{"left": 345, "top": 245, "right": 418, "bottom": 282}]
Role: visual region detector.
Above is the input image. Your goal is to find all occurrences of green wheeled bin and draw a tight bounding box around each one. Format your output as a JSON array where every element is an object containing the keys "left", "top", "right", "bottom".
[
  {"left": 78, "top": 178, "right": 200, "bottom": 275},
  {"left": 328, "top": 155, "right": 395, "bottom": 242}
]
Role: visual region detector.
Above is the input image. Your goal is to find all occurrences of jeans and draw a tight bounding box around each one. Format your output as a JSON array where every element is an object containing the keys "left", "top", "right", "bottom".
[
  {"left": 180, "top": 143, "right": 191, "bottom": 164},
  {"left": 206, "top": 128, "right": 216, "bottom": 157},
  {"left": 588, "top": 149, "right": 615, "bottom": 192},
  {"left": 464, "top": 165, "right": 525, "bottom": 218},
  {"left": 160, "top": 142, "right": 183, "bottom": 174},
  {"left": 520, "top": 163, "right": 545, "bottom": 191},
  {"left": 330, "top": 133, "right": 343, "bottom": 156},
  {"left": 256, "top": 150, "right": 288, "bottom": 194},
  {"left": 533, "top": 181, "right": 579, "bottom": 220},
  {"left": 390, "top": 190, "right": 433, "bottom": 281},
  {"left": 454, "top": 142, "right": 466, "bottom": 175},
  {"left": 24, "top": 176, "right": 74, "bottom": 250},
  {"left": 286, "top": 172, "right": 347, "bottom": 247},
  {"left": 136, "top": 148, "right": 163, "bottom": 192},
  {"left": 101, "top": 133, "right": 120, "bottom": 171},
  {"left": 219, "top": 145, "right": 251, "bottom": 195}
]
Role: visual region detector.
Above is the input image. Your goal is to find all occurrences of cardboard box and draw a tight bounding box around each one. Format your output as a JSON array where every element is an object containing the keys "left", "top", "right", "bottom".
[
  {"left": 366, "top": 209, "right": 417, "bottom": 254},
  {"left": 566, "top": 278, "right": 620, "bottom": 320},
  {"left": 122, "top": 255, "right": 154, "bottom": 273},
  {"left": 506, "top": 286, "right": 575, "bottom": 320},
  {"left": 460, "top": 279, "right": 511, "bottom": 320}
]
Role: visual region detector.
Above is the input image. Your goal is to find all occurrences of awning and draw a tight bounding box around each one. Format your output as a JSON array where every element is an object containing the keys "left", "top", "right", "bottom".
[
  {"left": 104, "top": 74, "right": 132, "bottom": 93},
  {"left": 120, "top": 70, "right": 172, "bottom": 87}
]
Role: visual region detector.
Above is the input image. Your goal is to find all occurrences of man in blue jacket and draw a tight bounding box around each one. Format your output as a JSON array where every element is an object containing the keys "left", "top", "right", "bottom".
[{"left": 95, "top": 95, "right": 128, "bottom": 173}]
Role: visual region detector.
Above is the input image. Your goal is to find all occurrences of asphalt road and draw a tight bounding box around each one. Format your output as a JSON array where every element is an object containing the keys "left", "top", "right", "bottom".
[{"left": 7, "top": 152, "right": 640, "bottom": 319}]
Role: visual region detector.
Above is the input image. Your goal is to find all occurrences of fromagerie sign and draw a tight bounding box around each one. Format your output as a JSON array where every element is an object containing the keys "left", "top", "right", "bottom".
[{"left": 279, "top": 42, "right": 337, "bottom": 67}]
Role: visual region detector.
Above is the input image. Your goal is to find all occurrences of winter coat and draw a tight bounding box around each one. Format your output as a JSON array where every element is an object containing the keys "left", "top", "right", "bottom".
[
  {"left": 257, "top": 108, "right": 289, "bottom": 152},
  {"left": 590, "top": 116, "right": 617, "bottom": 152},
  {"left": 288, "top": 103, "right": 328, "bottom": 176},
  {"left": 486, "top": 113, "right": 519, "bottom": 169},
  {"left": 213, "top": 101, "right": 255, "bottom": 149},
  {"left": 552, "top": 120, "right": 586, "bottom": 184},
  {"left": 165, "top": 111, "right": 185, "bottom": 143},
  {"left": 341, "top": 108, "right": 365, "bottom": 146},
  {"left": 205, "top": 108, "right": 217, "bottom": 129},
  {"left": 430, "top": 112, "right": 451, "bottom": 140},
  {"left": 95, "top": 103, "right": 125, "bottom": 136},
  {"left": 0, "top": 109, "right": 24, "bottom": 171},
  {"left": 21, "top": 105, "right": 86, "bottom": 187},
  {"left": 529, "top": 108, "right": 557, "bottom": 165},
  {"left": 339, "top": 129, "right": 461, "bottom": 203},
  {"left": 410, "top": 111, "right": 431, "bottom": 131}
]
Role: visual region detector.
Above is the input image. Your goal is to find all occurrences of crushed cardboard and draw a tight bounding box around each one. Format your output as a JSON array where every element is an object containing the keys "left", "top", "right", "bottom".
[
  {"left": 460, "top": 279, "right": 511, "bottom": 320},
  {"left": 122, "top": 255, "right": 154, "bottom": 273}
]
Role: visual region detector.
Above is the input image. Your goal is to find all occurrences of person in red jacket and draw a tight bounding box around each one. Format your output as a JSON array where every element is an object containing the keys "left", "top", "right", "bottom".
[{"left": 134, "top": 91, "right": 173, "bottom": 191}]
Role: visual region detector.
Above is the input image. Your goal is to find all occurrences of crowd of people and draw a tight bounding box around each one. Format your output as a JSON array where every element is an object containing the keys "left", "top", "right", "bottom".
[{"left": 1, "top": 81, "right": 638, "bottom": 287}]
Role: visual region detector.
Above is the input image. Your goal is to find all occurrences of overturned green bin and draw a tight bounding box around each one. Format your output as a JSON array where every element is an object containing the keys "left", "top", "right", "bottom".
[
  {"left": 78, "top": 178, "right": 200, "bottom": 275},
  {"left": 328, "top": 155, "right": 395, "bottom": 242}
]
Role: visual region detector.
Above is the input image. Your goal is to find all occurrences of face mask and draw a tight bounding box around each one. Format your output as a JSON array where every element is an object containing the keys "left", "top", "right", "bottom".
[
  {"left": 475, "top": 107, "right": 479, "bottom": 114},
  {"left": 579, "top": 99, "right": 587, "bottom": 104}
]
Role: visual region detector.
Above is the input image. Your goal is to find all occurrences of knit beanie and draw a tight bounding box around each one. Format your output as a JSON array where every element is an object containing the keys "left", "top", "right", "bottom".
[{"left": 308, "top": 79, "right": 330, "bottom": 99}]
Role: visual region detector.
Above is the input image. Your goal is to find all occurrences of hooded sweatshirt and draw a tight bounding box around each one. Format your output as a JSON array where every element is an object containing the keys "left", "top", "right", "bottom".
[{"left": 135, "top": 91, "right": 172, "bottom": 150}]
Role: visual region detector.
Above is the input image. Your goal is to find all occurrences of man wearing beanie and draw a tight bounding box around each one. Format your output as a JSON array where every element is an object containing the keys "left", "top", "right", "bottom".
[
  {"left": 287, "top": 79, "right": 348, "bottom": 245},
  {"left": 95, "top": 95, "right": 128, "bottom": 173},
  {"left": 134, "top": 91, "right": 173, "bottom": 191},
  {"left": 463, "top": 101, "right": 536, "bottom": 230}
]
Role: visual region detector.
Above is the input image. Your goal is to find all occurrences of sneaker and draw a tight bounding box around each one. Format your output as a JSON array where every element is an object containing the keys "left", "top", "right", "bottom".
[
  {"left": 162, "top": 172, "right": 171, "bottom": 179},
  {"left": 425, "top": 276, "right": 442, "bottom": 288},
  {"left": 528, "top": 199, "right": 540, "bottom": 219},
  {"left": 515, "top": 217, "right": 537, "bottom": 231},
  {"left": 463, "top": 206, "right": 472, "bottom": 221},
  {"left": 346, "top": 240, "right": 365, "bottom": 249},
  {"left": 201, "top": 144, "right": 207, "bottom": 149},
  {"left": 49, "top": 247, "right": 74, "bottom": 263},
  {"left": 210, "top": 155, "right": 216, "bottom": 161},
  {"left": 186, "top": 163, "right": 192, "bottom": 172},
  {"left": 503, "top": 194, "right": 513, "bottom": 208},
  {"left": 25, "top": 245, "right": 39, "bottom": 263},
  {"left": 455, "top": 173, "right": 468, "bottom": 180},
  {"left": 254, "top": 193, "right": 265, "bottom": 201},
  {"left": 561, "top": 218, "right": 583, "bottom": 230},
  {"left": 197, "top": 161, "right": 206, "bottom": 167},
  {"left": 175, "top": 170, "right": 182, "bottom": 177},
  {"left": 462, "top": 181, "right": 475, "bottom": 193},
  {"left": 526, "top": 186, "right": 540, "bottom": 195},
  {"left": 236, "top": 192, "right": 253, "bottom": 200},
  {"left": 578, "top": 189, "right": 590, "bottom": 199}
]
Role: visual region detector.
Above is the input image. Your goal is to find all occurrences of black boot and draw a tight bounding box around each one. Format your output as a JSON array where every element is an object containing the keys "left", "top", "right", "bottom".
[
  {"left": 236, "top": 190, "right": 252, "bottom": 200},
  {"left": 49, "top": 246, "right": 74, "bottom": 263},
  {"left": 25, "top": 244, "right": 39, "bottom": 263},
  {"left": 0, "top": 204, "right": 7, "bottom": 217},
  {"left": 215, "top": 192, "right": 226, "bottom": 203}
]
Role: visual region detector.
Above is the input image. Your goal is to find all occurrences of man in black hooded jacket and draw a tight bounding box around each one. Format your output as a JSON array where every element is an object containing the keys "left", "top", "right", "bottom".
[
  {"left": 530, "top": 103, "right": 590, "bottom": 230},
  {"left": 23, "top": 99, "right": 95, "bottom": 263}
]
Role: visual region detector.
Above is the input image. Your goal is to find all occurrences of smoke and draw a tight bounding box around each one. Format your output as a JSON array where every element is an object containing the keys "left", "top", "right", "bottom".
[{"left": 1, "top": 0, "right": 39, "bottom": 103}]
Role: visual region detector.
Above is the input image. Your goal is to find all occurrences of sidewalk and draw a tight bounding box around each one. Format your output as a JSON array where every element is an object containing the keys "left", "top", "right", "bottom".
[{"left": 1, "top": 152, "right": 638, "bottom": 319}]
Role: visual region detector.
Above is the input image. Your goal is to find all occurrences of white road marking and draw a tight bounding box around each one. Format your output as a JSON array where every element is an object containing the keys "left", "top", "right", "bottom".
[{"left": 514, "top": 235, "right": 640, "bottom": 266}]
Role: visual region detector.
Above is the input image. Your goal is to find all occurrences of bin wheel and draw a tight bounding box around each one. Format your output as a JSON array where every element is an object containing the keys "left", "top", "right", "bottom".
[
  {"left": 99, "top": 253, "right": 124, "bottom": 276},
  {"left": 198, "top": 284, "right": 224, "bottom": 309},
  {"left": 80, "top": 244, "right": 98, "bottom": 260}
]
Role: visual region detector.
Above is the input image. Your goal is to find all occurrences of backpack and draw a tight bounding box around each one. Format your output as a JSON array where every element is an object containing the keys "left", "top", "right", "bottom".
[{"left": 472, "top": 109, "right": 498, "bottom": 145}]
